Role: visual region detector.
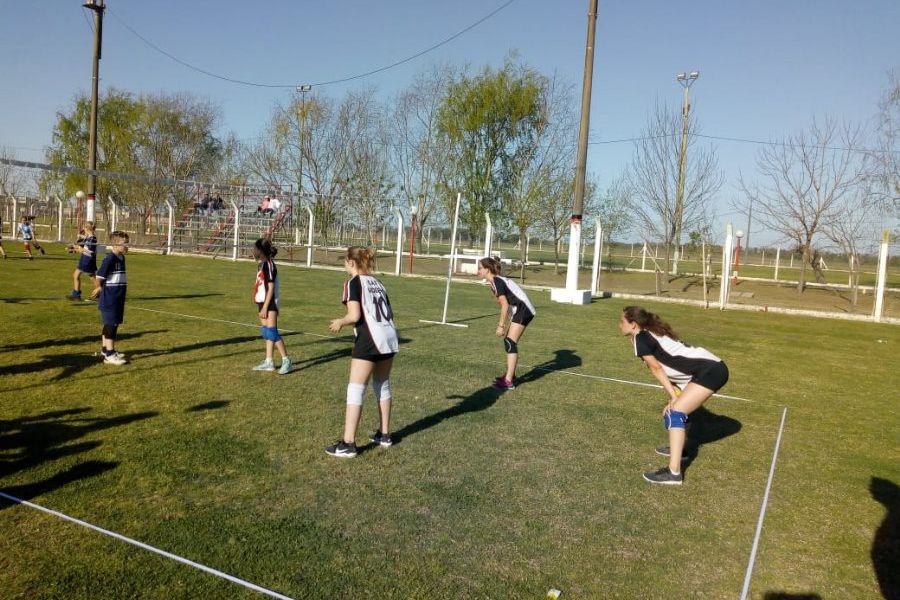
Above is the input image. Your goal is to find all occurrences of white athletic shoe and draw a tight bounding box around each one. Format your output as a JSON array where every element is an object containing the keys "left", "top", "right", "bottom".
[{"left": 103, "top": 353, "right": 127, "bottom": 366}]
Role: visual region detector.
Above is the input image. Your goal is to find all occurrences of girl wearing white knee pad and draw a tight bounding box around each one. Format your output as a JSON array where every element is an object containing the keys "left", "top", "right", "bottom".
[
  {"left": 326, "top": 246, "right": 399, "bottom": 458},
  {"left": 477, "top": 257, "right": 536, "bottom": 391},
  {"left": 619, "top": 306, "right": 729, "bottom": 485}
]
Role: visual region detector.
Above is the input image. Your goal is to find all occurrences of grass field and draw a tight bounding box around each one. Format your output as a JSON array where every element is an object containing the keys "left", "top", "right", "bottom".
[{"left": 1, "top": 247, "right": 898, "bottom": 599}]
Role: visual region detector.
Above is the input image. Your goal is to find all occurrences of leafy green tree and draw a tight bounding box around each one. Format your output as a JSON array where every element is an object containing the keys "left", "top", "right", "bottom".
[
  {"left": 46, "top": 89, "right": 223, "bottom": 230},
  {"left": 437, "top": 58, "right": 547, "bottom": 241}
]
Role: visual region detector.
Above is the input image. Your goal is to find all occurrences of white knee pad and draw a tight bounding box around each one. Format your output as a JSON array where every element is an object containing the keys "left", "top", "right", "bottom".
[
  {"left": 346, "top": 382, "right": 366, "bottom": 406},
  {"left": 372, "top": 379, "right": 392, "bottom": 402}
]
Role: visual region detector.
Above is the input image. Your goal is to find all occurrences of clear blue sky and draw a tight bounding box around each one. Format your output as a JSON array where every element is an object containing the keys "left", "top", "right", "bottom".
[{"left": 1, "top": 0, "right": 898, "bottom": 232}]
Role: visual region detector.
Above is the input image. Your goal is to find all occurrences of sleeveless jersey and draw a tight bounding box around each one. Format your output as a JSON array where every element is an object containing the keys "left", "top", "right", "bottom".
[{"left": 343, "top": 274, "right": 399, "bottom": 355}]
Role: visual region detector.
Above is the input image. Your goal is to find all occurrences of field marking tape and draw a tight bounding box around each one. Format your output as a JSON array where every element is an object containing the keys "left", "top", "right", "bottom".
[
  {"left": 740, "top": 406, "right": 788, "bottom": 600},
  {"left": 131, "top": 306, "right": 754, "bottom": 402},
  {"left": 0, "top": 491, "right": 297, "bottom": 600}
]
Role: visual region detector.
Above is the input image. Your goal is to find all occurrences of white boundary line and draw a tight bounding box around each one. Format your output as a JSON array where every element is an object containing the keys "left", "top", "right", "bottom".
[
  {"left": 131, "top": 306, "right": 754, "bottom": 402},
  {"left": 0, "top": 491, "right": 297, "bottom": 600},
  {"left": 740, "top": 406, "right": 788, "bottom": 600}
]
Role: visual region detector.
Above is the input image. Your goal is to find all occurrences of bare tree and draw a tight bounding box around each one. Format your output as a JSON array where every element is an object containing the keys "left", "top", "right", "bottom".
[
  {"left": 505, "top": 74, "right": 576, "bottom": 279},
  {"left": 873, "top": 71, "right": 900, "bottom": 230},
  {"left": 742, "top": 117, "right": 870, "bottom": 293},
  {"left": 823, "top": 180, "right": 879, "bottom": 306},
  {"left": 388, "top": 64, "right": 456, "bottom": 250},
  {"left": 624, "top": 102, "right": 722, "bottom": 280},
  {"left": 0, "top": 146, "right": 26, "bottom": 198}
]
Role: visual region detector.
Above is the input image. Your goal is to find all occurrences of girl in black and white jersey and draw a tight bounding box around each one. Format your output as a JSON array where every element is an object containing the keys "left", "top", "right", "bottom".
[
  {"left": 326, "top": 246, "right": 399, "bottom": 458},
  {"left": 619, "top": 305, "right": 729, "bottom": 485},
  {"left": 478, "top": 257, "right": 536, "bottom": 391}
]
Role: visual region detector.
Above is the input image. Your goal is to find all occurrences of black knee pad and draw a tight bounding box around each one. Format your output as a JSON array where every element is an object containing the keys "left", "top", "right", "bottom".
[
  {"left": 102, "top": 324, "right": 118, "bottom": 340},
  {"left": 504, "top": 336, "right": 518, "bottom": 354}
]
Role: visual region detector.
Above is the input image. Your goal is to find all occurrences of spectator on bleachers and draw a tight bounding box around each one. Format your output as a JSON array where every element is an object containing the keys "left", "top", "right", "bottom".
[
  {"left": 214, "top": 195, "right": 225, "bottom": 211},
  {"left": 257, "top": 196, "right": 271, "bottom": 216},
  {"left": 268, "top": 196, "right": 281, "bottom": 216}
]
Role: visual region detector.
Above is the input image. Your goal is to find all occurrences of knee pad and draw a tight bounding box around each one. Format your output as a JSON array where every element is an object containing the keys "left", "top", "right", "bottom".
[
  {"left": 346, "top": 382, "right": 366, "bottom": 407},
  {"left": 261, "top": 326, "right": 281, "bottom": 342},
  {"left": 503, "top": 337, "right": 518, "bottom": 354},
  {"left": 101, "top": 324, "right": 118, "bottom": 340},
  {"left": 372, "top": 379, "right": 392, "bottom": 402},
  {"left": 664, "top": 410, "right": 688, "bottom": 430}
]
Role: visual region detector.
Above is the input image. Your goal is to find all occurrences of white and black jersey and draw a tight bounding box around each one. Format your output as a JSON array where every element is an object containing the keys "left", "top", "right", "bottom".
[
  {"left": 633, "top": 330, "right": 724, "bottom": 389},
  {"left": 490, "top": 276, "right": 536, "bottom": 325},
  {"left": 343, "top": 274, "right": 399, "bottom": 358}
]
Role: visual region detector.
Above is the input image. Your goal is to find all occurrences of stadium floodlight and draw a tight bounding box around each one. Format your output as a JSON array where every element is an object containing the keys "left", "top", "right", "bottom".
[
  {"left": 676, "top": 72, "right": 686, "bottom": 81},
  {"left": 689, "top": 71, "right": 700, "bottom": 80},
  {"left": 296, "top": 84, "right": 312, "bottom": 93}
]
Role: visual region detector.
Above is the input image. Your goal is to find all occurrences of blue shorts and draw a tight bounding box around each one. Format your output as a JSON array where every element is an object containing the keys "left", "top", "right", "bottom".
[
  {"left": 77, "top": 257, "right": 97, "bottom": 274},
  {"left": 100, "top": 309, "right": 123, "bottom": 327}
]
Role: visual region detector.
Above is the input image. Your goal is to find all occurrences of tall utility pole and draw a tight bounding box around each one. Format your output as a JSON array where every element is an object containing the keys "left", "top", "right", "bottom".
[
  {"left": 83, "top": 0, "right": 105, "bottom": 223},
  {"left": 673, "top": 70, "right": 699, "bottom": 275},
  {"left": 555, "top": 0, "right": 597, "bottom": 304}
]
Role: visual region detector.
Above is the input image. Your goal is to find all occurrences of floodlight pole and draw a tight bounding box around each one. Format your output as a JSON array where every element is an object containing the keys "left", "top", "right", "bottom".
[
  {"left": 83, "top": 0, "right": 105, "bottom": 223},
  {"left": 295, "top": 85, "right": 312, "bottom": 195},
  {"left": 394, "top": 206, "right": 403, "bottom": 276},
  {"left": 673, "top": 70, "right": 700, "bottom": 275},
  {"left": 407, "top": 205, "right": 417, "bottom": 273}
]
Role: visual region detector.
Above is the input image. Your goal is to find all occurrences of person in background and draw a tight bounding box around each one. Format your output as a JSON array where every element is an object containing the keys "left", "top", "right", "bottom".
[
  {"left": 67, "top": 221, "right": 98, "bottom": 301},
  {"left": 251, "top": 238, "right": 292, "bottom": 375},
  {"left": 477, "top": 256, "right": 536, "bottom": 391}
]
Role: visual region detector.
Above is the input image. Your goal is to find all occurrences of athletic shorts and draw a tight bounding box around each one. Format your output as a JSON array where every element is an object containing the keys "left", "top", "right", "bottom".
[
  {"left": 100, "top": 309, "right": 122, "bottom": 327},
  {"left": 256, "top": 302, "right": 279, "bottom": 314},
  {"left": 351, "top": 350, "right": 396, "bottom": 363},
  {"left": 77, "top": 257, "right": 97, "bottom": 274},
  {"left": 691, "top": 361, "right": 729, "bottom": 392},
  {"left": 511, "top": 309, "right": 534, "bottom": 327}
]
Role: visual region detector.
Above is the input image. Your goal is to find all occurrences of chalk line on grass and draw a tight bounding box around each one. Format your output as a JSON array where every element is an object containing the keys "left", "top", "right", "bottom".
[
  {"left": 740, "top": 406, "right": 788, "bottom": 600},
  {"left": 132, "top": 306, "right": 754, "bottom": 402},
  {"left": 0, "top": 491, "right": 297, "bottom": 600}
]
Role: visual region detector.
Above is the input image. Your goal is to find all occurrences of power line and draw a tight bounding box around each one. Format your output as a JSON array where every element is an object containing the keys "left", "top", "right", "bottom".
[{"left": 107, "top": 0, "right": 518, "bottom": 90}]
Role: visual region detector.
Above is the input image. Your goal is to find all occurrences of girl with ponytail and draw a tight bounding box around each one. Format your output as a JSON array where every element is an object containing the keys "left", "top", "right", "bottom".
[{"left": 619, "top": 306, "right": 729, "bottom": 485}]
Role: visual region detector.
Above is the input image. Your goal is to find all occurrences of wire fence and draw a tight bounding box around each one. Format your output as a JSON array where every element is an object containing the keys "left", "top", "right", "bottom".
[{"left": 1, "top": 158, "right": 896, "bottom": 322}]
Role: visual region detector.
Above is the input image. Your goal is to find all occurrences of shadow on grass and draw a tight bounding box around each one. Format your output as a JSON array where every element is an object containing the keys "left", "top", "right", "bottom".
[
  {"left": 0, "top": 407, "right": 157, "bottom": 510},
  {"left": 186, "top": 400, "right": 230, "bottom": 412},
  {"left": 387, "top": 349, "right": 581, "bottom": 449},
  {"left": 132, "top": 330, "right": 303, "bottom": 359},
  {"left": 870, "top": 477, "right": 900, "bottom": 600},
  {"left": 681, "top": 406, "right": 742, "bottom": 468},
  {"left": 290, "top": 347, "right": 353, "bottom": 373},
  {"left": 132, "top": 293, "right": 224, "bottom": 301},
  {"left": 763, "top": 594, "right": 822, "bottom": 599},
  {"left": 0, "top": 330, "right": 168, "bottom": 354}
]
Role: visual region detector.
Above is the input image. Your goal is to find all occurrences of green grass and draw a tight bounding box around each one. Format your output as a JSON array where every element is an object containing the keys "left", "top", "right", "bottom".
[{"left": 1, "top": 245, "right": 898, "bottom": 599}]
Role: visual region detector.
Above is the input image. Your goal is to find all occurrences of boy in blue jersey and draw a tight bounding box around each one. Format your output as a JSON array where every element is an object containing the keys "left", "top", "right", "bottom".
[
  {"left": 67, "top": 221, "right": 98, "bottom": 300},
  {"left": 91, "top": 231, "right": 129, "bottom": 365}
]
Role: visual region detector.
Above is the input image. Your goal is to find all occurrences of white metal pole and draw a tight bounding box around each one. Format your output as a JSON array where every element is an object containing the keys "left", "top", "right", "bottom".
[
  {"left": 484, "top": 213, "right": 493, "bottom": 258},
  {"left": 165, "top": 197, "right": 175, "bottom": 255},
  {"left": 641, "top": 242, "right": 648, "bottom": 271},
  {"left": 11, "top": 197, "right": 18, "bottom": 239},
  {"left": 442, "top": 193, "right": 462, "bottom": 322},
  {"left": 57, "top": 196, "right": 64, "bottom": 241},
  {"left": 305, "top": 204, "right": 314, "bottom": 267},
  {"left": 394, "top": 207, "right": 404, "bottom": 276},
  {"left": 591, "top": 219, "right": 602, "bottom": 295},
  {"left": 109, "top": 195, "right": 118, "bottom": 232},
  {"left": 774, "top": 248, "right": 781, "bottom": 281},
  {"left": 230, "top": 199, "right": 240, "bottom": 261},
  {"left": 565, "top": 219, "right": 583, "bottom": 291},
  {"left": 873, "top": 230, "right": 890, "bottom": 322},
  {"left": 701, "top": 242, "right": 708, "bottom": 308},
  {"left": 720, "top": 224, "right": 734, "bottom": 309}
]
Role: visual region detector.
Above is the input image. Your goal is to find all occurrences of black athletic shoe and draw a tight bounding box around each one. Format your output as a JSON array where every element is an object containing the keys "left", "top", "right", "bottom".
[
  {"left": 655, "top": 446, "right": 690, "bottom": 462},
  {"left": 66, "top": 293, "right": 81, "bottom": 301},
  {"left": 643, "top": 466, "right": 683, "bottom": 485},
  {"left": 369, "top": 430, "right": 393, "bottom": 447},
  {"left": 325, "top": 440, "right": 357, "bottom": 458}
]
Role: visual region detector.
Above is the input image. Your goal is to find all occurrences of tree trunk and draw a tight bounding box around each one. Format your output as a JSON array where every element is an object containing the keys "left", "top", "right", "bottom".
[{"left": 797, "top": 246, "right": 809, "bottom": 294}]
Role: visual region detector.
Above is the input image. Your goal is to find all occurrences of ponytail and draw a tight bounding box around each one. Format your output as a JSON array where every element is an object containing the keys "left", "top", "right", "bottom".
[
  {"left": 347, "top": 246, "right": 376, "bottom": 273},
  {"left": 253, "top": 238, "right": 277, "bottom": 259},
  {"left": 622, "top": 305, "right": 679, "bottom": 340},
  {"left": 478, "top": 256, "right": 503, "bottom": 276}
]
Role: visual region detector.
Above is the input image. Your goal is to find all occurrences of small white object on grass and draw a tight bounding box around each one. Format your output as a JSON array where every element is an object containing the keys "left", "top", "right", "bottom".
[{"left": 547, "top": 589, "right": 561, "bottom": 599}]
